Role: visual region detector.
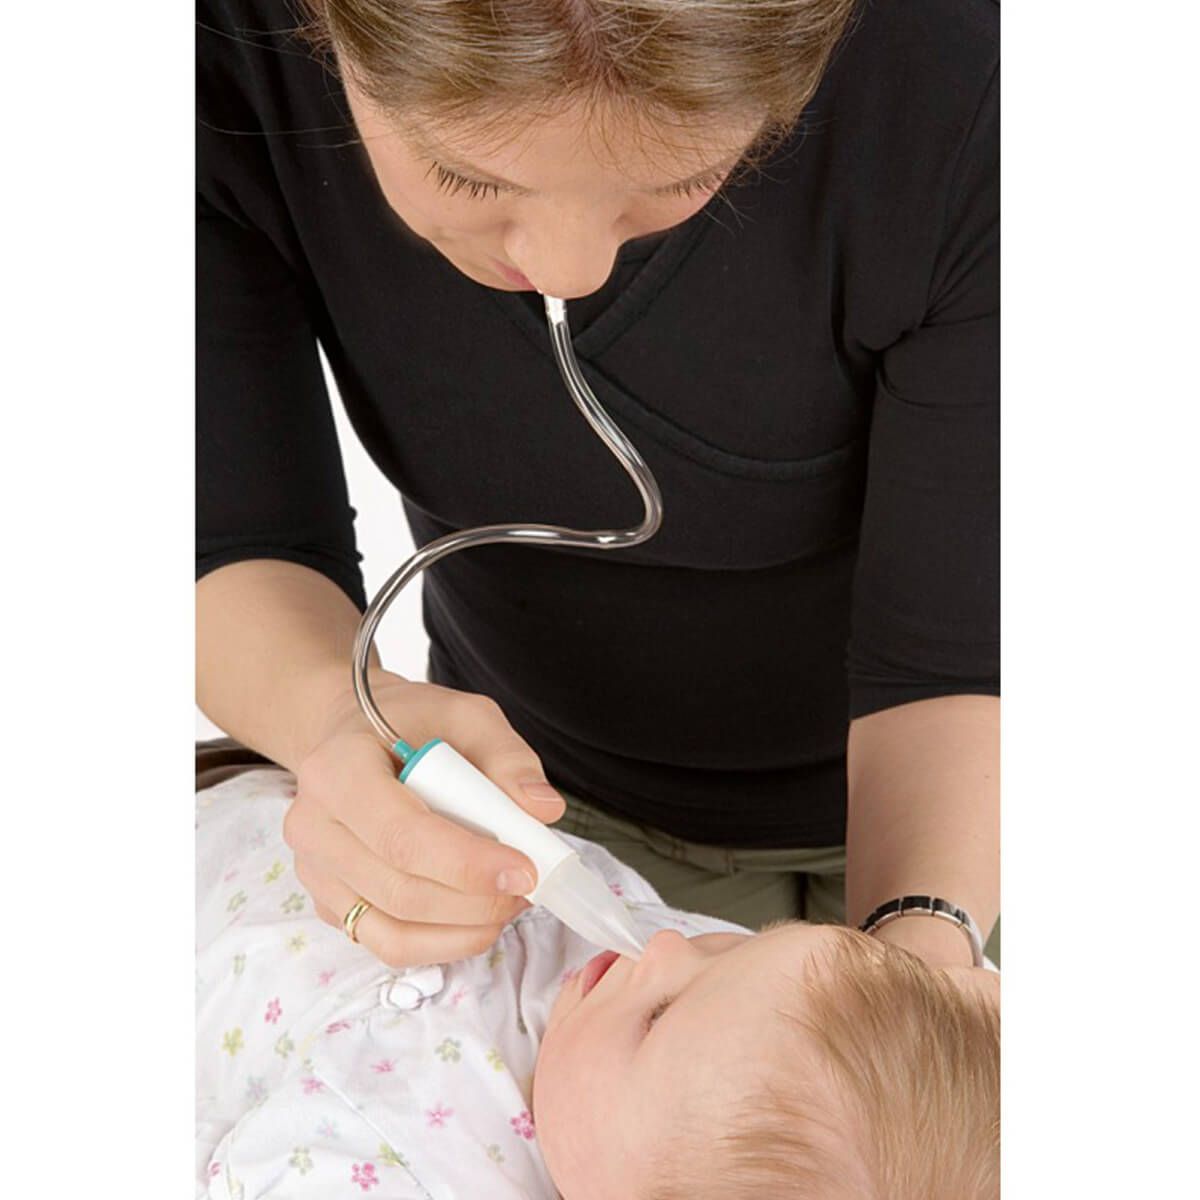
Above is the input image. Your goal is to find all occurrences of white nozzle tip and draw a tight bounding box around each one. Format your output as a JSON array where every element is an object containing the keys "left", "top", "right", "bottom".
[
  {"left": 534, "top": 854, "right": 647, "bottom": 958},
  {"left": 543, "top": 295, "right": 567, "bottom": 324}
]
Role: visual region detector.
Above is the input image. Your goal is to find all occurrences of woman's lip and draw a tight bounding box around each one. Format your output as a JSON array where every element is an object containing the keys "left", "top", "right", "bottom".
[
  {"left": 493, "top": 259, "right": 535, "bottom": 289},
  {"left": 579, "top": 950, "right": 621, "bottom": 998}
]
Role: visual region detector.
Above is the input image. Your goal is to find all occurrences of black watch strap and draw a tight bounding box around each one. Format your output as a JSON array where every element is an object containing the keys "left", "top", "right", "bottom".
[{"left": 858, "top": 895, "right": 986, "bottom": 968}]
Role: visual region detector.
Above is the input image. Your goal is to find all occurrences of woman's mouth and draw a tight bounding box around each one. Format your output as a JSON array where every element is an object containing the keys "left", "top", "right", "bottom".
[
  {"left": 579, "top": 950, "right": 621, "bottom": 998},
  {"left": 492, "top": 259, "right": 535, "bottom": 289}
]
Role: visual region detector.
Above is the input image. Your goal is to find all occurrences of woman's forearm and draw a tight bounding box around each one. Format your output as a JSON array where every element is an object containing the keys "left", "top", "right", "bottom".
[
  {"left": 196, "top": 560, "right": 390, "bottom": 772},
  {"left": 845, "top": 694, "right": 999, "bottom": 967}
]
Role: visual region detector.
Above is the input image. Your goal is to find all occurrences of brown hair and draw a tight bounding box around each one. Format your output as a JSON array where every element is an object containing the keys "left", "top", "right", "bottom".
[
  {"left": 298, "top": 0, "right": 857, "bottom": 149},
  {"left": 651, "top": 928, "right": 1000, "bottom": 1200}
]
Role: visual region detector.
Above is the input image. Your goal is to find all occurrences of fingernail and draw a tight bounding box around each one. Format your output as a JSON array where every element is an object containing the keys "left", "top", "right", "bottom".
[
  {"left": 520, "top": 780, "right": 563, "bottom": 805},
  {"left": 497, "top": 868, "right": 536, "bottom": 896}
]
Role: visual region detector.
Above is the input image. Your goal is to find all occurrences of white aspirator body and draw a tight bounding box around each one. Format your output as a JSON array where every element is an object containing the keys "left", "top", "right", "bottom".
[{"left": 399, "top": 739, "right": 648, "bottom": 959}]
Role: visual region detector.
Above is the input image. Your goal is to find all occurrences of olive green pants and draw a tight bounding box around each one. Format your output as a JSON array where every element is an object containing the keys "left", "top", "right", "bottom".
[{"left": 553, "top": 786, "right": 1001, "bottom": 964}]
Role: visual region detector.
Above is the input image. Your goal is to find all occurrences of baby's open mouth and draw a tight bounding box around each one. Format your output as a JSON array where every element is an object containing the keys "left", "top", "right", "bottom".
[{"left": 579, "top": 950, "right": 620, "bottom": 998}]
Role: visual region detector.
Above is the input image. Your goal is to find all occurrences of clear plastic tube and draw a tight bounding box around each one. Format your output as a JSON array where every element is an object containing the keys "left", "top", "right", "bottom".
[{"left": 351, "top": 295, "right": 663, "bottom": 750}]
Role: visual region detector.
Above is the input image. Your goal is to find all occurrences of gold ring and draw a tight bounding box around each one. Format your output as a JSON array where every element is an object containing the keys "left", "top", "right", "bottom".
[{"left": 342, "top": 897, "right": 372, "bottom": 944}]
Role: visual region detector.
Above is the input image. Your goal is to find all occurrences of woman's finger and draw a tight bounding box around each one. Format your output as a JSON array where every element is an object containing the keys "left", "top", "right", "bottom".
[
  {"left": 304, "top": 735, "right": 543, "bottom": 896},
  {"left": 301, "top": 818, "right": 530, "bottom": 927},
  {"left": 301, "top": 859, "right": 509, "bottom": 969},
  {"left": 431, "top": 692, "right": 567, "bottom": 822}
]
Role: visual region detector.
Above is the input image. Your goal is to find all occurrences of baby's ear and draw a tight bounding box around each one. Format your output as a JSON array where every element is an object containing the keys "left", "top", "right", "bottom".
[{"left": 938, "top": 965, "right": 1000, "bottom": 1010}]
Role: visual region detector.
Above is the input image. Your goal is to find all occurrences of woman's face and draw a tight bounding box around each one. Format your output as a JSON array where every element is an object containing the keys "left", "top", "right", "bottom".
[
  {"left": 532, "top": 923, "right": 843, "bottom": 1200},
  {"left": 341, "top": 73, "right": 761, "bottom": 299}
]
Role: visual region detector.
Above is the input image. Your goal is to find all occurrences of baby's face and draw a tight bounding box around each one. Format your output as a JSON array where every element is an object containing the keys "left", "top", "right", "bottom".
[{"left": 533, "top": 922, "right": 842, "bottom": 1200}]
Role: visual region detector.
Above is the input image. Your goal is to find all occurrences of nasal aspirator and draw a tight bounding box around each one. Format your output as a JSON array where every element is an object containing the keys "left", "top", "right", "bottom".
[
  {"left": 350, "top": 295, "right": 663, "bottom": 962},
  {"left": 396, "top": 737, "right": 648, "bottom": 959}
]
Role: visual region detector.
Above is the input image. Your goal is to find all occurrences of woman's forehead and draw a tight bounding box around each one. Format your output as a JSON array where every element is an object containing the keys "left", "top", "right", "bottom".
[{"left": 402, "top": 97, "right": 760, "bottom": 183}]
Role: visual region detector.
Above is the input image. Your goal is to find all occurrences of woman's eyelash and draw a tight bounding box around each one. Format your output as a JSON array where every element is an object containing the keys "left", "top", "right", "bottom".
[
  {"left": 645, "top": 996, "right": 674, "bottom": 1030},
  {"left": 426, "top": 159, "right": 725, "bottom": 202},
  {"left": 664, "top": 171, "right": 726, "bottom": 199},
  {"left": 427, "top": 161, "right": 505, "bottom": 201}
]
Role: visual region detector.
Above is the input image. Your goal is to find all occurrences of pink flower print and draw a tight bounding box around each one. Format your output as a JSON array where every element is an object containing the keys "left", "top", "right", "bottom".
[
  {"left": 223, "top": 868, "right": 239, "bottom": 882},
  {"left": 208, "top": 1162, "right": 221, "bottom": 1178},
  {"left": 369, "top": 1059, "right": 396, "bottom": 1074},
  {"left": 316, "top": 1118, "right": 339, "bottom": 1140},
  {"left": 350, "top": 1162, "right": 378, "bottom": 1191},
  {"left": 264, "top": 998, "right": 282, "bottom": 1024},
  {"left": 317, "top": 968, "right": 336, "bottom": 986},
  {"left": 325, "top": 1020, "right": 351, "bottom": 1035},
  {"left": 449, "top": 986, "right": 468, "bottom": 1007},
  {"left": 426, "top": 1103, "right": 454, "bottom": 1128},
  {"left": 608, "top": 881, "right": 624, "bottom": 897},
  {"left": 300, "top": 1076, "right": 325, "bottom": 1095},
  {"left": 510, "top": 1109, "right": 536, "bottom": 1141}
]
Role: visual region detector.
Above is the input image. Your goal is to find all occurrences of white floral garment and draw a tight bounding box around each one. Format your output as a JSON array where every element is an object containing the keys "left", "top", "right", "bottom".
[{"left": 197, "top": 768, "right": 747, "bottom": 1199}]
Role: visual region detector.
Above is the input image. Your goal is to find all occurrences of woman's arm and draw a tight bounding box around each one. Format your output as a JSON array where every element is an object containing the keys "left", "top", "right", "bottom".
[
  {"left": 196, "top": 559, "right": 390, "bottom": 771},
  {"left": 845, "top": 693, "right": 998, "bottom": 967}
]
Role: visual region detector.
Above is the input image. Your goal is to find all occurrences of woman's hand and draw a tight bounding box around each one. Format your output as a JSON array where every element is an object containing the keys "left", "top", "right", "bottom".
[{"left": 283, "top": 673, "right": 567, "bottom": 968}]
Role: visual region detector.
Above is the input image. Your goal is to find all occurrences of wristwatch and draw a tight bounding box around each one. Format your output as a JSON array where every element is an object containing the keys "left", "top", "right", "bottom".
[{"left": 858, "top": 895, "right": 986, "bottom": 968}]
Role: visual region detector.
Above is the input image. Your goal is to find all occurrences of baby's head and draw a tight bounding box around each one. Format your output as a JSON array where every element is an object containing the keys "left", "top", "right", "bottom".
[{"left": 533, "top": 920, "right": 999, "bottom": 1200}]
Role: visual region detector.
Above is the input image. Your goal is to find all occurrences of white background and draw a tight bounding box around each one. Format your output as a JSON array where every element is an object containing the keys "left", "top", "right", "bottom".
[
  {"left": 194, "top": 352, "right": 430, "bottom": 741},
  {"left": 4, "top": 4, "right": 1199, "bottom": 1196}
]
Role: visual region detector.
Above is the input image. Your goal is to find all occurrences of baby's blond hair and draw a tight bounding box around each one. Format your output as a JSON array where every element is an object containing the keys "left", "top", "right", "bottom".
[{"left": 651, "top": 926, "right": 999, "bottom": 1200}]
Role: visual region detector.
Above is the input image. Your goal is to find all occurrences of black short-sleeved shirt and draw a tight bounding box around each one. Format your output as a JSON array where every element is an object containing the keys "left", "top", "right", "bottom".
[{"left": 197, "top": 0, "right": 999, "bottom": 848}]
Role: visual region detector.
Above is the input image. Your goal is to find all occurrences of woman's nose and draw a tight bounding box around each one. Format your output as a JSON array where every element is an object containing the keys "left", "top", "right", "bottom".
[{"left": 504, "top": 217, "right": 622, "bottom": 300}]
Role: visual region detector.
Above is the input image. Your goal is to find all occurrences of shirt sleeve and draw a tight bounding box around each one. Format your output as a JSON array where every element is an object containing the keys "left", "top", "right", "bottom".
[
  {"left": 196, "top": 194, "right": 366, "bottom": 610},
  {"left": 196, "top": 11, "right": 367, "bottom": 610},
  {"left": 847, "top": 63, "right": 999, "bottom": 719}
]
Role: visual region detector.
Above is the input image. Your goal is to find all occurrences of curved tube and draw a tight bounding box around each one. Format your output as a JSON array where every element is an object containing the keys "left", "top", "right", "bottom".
[{"left": 351, "top": 295, "right": 664, "bottom": 753}]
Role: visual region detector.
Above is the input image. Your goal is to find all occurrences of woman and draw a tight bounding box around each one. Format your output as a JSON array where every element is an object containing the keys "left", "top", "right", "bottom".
[{"left": 197, "top": 0, "right": 999, "bottom": 976}]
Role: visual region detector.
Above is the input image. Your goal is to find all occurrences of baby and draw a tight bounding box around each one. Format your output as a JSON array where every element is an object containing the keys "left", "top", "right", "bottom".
[{"left": 197, "top": 769, "right": 998, "bottom": 1200}]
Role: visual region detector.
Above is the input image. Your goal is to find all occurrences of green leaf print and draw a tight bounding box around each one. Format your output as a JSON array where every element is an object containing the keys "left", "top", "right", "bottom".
[
  {"left": 486, "top": 947, "right": 506, "bottom": 969},
  {"left": 486, "top": 1048, "right": 506, "bottom": 1072},
  {"left": 264, "top": 861, "right": 284, "bottom": 883},
  {"left": 221, "top": 1028, "right": 244, "bottom": 1057},
  {"left": 275, "top": 1033, "right": 295, "bottom": 1058},
  {"left": 281, "top": 892, "right": 306, "bottom": 913},
  {"left": 486, "top": 1144, "right": 505, "bottom": 1164},
  {"left": 435, "top": 1037, "right": 462, "bottom": 1063},
  {"left": 226, "top": 890, "right": 247, "bottom": 913},
  {"left": 378, "top": 1143, "right": 408, "bottom": 1168},
  {"left": 288, "top": 1146, "right": 314, "bottom": 1175},
  {"left": 286, "top": 932, "right": 308, "bottom": 955},
  {"left": 231, "top": 953, "right": 246, "bottom": 977}
]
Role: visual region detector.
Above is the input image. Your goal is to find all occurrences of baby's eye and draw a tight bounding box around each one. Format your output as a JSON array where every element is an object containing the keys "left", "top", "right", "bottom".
[{"left": 645, "top": 996, "right": 673, "bottom": 1031}]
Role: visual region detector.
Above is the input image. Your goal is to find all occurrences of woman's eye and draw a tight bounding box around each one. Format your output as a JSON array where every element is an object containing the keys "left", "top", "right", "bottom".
[
  {"left": 427, "top": 161, "right": 504, "bottom": 201},
  {"left": 663, "top": 171, "right": 726, "bottom": 199}
]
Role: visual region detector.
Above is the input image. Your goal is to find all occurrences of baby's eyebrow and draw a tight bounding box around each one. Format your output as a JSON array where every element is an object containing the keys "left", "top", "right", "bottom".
[{"left": 758, "top": 916, "right": 804, "bottom": 934}]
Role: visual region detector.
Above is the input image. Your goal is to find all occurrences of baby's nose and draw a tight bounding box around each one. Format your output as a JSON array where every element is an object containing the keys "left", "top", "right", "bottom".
[{"left": 636, "top": 928, "right": 692, "bottom": 968}]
